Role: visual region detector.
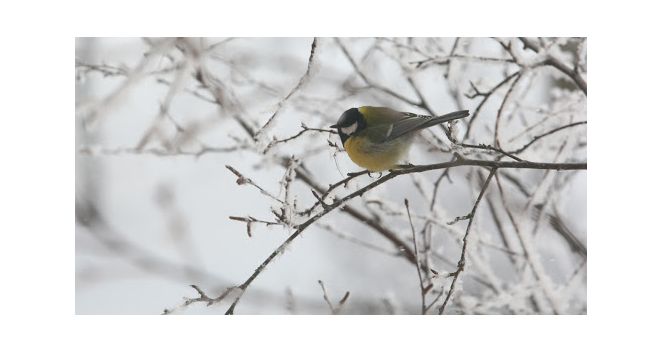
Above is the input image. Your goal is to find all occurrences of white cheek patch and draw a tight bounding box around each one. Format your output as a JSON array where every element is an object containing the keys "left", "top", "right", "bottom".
[{"left": 341, "top": 122, "right": 358, "bottom": 135}]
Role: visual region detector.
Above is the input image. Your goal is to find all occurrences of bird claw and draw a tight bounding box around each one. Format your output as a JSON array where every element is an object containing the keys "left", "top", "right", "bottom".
[{"left": 367, "top": 171, "right": 383, "bottom": 178}]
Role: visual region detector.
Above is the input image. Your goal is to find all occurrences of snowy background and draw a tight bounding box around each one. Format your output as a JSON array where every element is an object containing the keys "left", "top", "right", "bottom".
[{"left": 75, "top": 37, "right": 586, "bottom": 314}]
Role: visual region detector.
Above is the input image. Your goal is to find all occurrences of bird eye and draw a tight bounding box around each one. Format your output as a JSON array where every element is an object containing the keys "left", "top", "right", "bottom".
[{"left": 341, "top": 122, "right": 357, "bottom": 135}]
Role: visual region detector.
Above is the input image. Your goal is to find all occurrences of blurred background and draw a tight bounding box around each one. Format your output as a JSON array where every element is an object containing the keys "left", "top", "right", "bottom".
[{"left": 75, "top": 37, "right": 586, "bottom": 314}]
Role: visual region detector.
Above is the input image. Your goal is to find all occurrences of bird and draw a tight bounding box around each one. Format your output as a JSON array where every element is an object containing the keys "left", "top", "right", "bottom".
[{"left": 329, "top": 106, "right": 470, "bottom": 172}]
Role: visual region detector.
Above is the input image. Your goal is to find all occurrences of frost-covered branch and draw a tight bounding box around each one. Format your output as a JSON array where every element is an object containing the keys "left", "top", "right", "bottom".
[
  {"left": 519, "top": 37, "right": 587, "bottom": 94},
  {"left": 219, "top": 158, "right": 586, "bottom": 314}
]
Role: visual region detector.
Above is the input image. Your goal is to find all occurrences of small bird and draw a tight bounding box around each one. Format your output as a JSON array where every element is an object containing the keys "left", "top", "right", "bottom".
[{"left": 330, "top": 106, "right": 470, "bottom": 171}]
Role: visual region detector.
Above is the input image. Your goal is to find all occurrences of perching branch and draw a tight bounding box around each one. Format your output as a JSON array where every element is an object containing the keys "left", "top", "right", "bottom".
[{"left": 219, "top": 158, "right": 585, "bottom": 314}]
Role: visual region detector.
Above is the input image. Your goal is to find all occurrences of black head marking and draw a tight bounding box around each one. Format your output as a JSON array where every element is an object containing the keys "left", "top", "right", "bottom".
[{"left": 331, "top": 108, "right": 366, "bottom": 145}]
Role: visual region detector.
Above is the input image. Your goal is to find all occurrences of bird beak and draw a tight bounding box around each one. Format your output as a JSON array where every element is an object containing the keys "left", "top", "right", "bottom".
[{"left": 329, "top": 124, "right": 338, "bottom": 128}]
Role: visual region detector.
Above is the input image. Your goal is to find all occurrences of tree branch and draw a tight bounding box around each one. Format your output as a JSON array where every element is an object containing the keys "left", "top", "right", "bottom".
[
  {"left": 519, "top": 37, "right": 587, "bottom": 95},
  {"left": 317, "top": 280, "right": 350, "bottom": 314},
  {"left": 220, "top": 158, "right": 585, "bottom": 314},
  {"left": 464, "top": 71, "right": 521, "bottom": 139},
  {"left": 510, "top": 121, "right": 587, "bottom": 155},
  {"left": 439, "top": 168, "right": 497, "bottom": 314},
  {"left": 256, "top": 38, "right": 319, "bottom": 144},
  {"left": 405, "top": 199, "right": 429, "bottom": 315}
]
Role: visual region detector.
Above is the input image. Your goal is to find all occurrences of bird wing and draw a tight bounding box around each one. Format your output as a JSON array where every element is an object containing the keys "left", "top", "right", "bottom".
[{"left": 378, "top": 110, "right": 470, "bottom": 143}]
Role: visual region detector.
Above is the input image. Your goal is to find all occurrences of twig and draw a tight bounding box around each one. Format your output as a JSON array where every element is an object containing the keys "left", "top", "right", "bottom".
[
  {"left": 317, "top": 280, "right": 350, "bottom": 314},
  {"left": 519, "top": 37, "right": 587, "bottom": 95},
  {"left": 266, "top": 123, "right": 337, "bottom": 151},
  {"left": 298, "top": 169, "right": 370, "bottom": 216},
  {"left": 292, "top": 165, "right": 420, "bottom": 267},
  {"left": 510, "top": 121, "right": 587, "bottom": 155},
  {"left": 458, "top": 142, "right": 525, "bottom": 162},
  {"left": 75, "top": 61, "right": 128, "bottom": 77},
  {"left": 485, "top": 196, "right": 521, "bottom": 267},
  {"left": 335, "top": 38, "right": 422, "bottom": 108},
  {"left": 193, "top": 65, "right": 257, "bottom": 138},
  {"left": 225, "top": 165, "right": 285, "bottom": 205},
  {"left": 464, "top": 71, "right": 521, "bottom": 139},
  {"left": 163, "top": 285, "right": 236, "bottom": 314},
  {"left": 494, "top": 172, "right": 561, "bottom": 313},
  {"left": 78, "top": 144, "right": 245, "bottom": 158},
  {"left": 543, "top": 205, "right": 587, "bottom": 258},
  {"left": 412, "top": 55, "right": 516, "bottom": 69},
  {"left": 316, "top": 222, "right": 401, "bottom": 257},
  {"left": 429, "top": 167, "right": 453, "bottom": 211},
  {"left": 494, "top": 72, "right": 524, "bottom": 148},
  {"left": 439, "top": 168, "right": 496, "bottom": 314},
  {"left": 498, "top": 170, "right": 531, "bottom": 197},
  {"left": 255, "top": 38, "right": 319, "bottom": 143},
  {"left": 443, "top": 38, "right": 460, "bottom": 78},
  {"left": 405, "top": 199, "right": 428, "bottom": 315},
  {"left": 228, "top": 215, "right": 286, "bottom": 238}
]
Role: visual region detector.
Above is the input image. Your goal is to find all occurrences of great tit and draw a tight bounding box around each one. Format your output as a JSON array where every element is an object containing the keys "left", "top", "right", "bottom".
[{"left": 330, "top": 106, "right": 470, "bottom": 171}]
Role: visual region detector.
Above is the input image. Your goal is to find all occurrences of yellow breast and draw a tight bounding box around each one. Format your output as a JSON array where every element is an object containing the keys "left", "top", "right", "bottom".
[{"left": 344, "top": 136, "right": 409, "bottom": 172}]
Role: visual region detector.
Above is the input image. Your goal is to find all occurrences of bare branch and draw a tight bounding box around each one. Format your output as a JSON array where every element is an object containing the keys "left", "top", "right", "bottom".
[
  {"left": 439, "top": 168, "right": 496, "bottom": 314},
  {"left": 457, "top": 142, "right": 525, "bottom": 162},
  {"left": 494, "top": 172, "right": 562, "bottom": 313},
  {"left": 316, "top": 222, "right": 401, "bottom": 257},
  {"left": 255, "top": 38, "right": 319, "bottom": 141},
  {"left": 225, "top": 165, "right": 285, "bottom": 205},
  {"left": 264, "top": 123, "right": 336, "bottom": 152},
  {"left": 464, "top": 71, "right": 521, "bottom": 139},
  {"left": 510, "top": 121, "right": 587, "bottom": 155},
  {"left": 317, "top": 280, "right": 351, "bottom": 314},
  {"left": 222, "top": 158, "right": 585, "bottom": 314},
  {"left": 228, "top": 215, "right": 286, "bottom": 238},
  {"left": 494, "top": 72, "right": 524, "bottom": 148},
  {"left": 412, "top": 54, "right": 515, "bottom": 69},
  {"left": 298, "top": 169, "right": 370, "bottom": 216},
  {"left": 519, "top": 37, "right": 587, "bottom": 94},
  {"left": 163, "top": 285, "right": 236, "bottom": 314},
  {"left": 335, "top": 38, "right": 422, "bottom": 108},
  {"left": 78, "top": 144, "right": 246, "bottom": 158},
  {"left": 429, "top": 167, "right": 453, "bottom": 211},
  {"left": 405, "top": 199, "right": 428, "bottom": 315}
]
